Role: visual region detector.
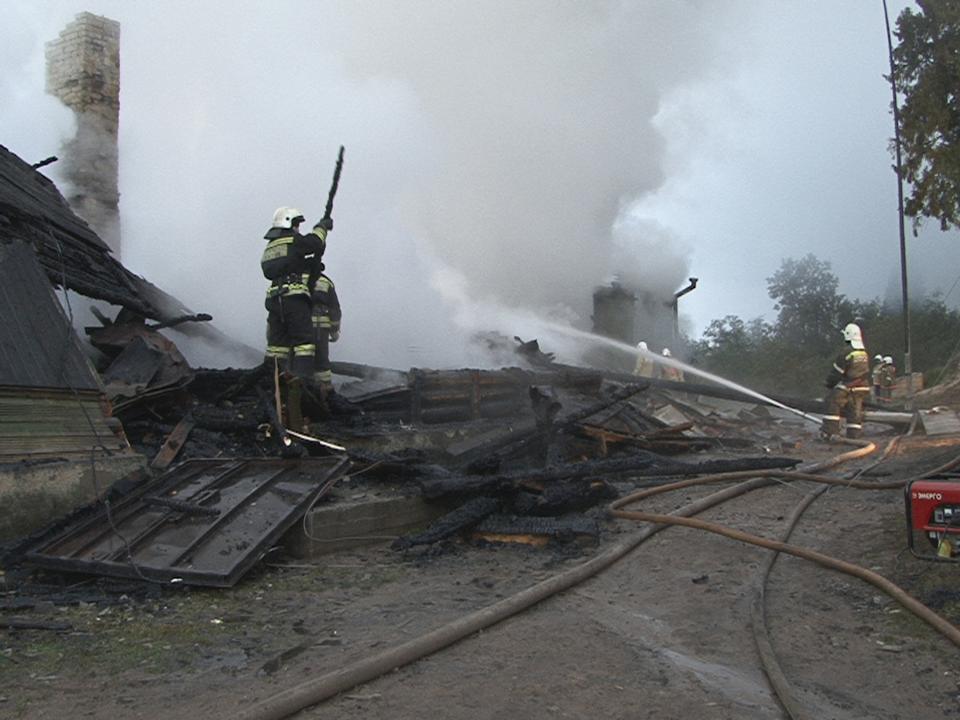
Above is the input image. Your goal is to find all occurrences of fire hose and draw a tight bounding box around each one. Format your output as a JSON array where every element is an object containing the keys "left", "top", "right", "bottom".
[
  {"left": 236, "top": 439, "right": 960, "bottom": 720},
  {"left": 611, "top": 437, "right": 960, "bottom": 720}
]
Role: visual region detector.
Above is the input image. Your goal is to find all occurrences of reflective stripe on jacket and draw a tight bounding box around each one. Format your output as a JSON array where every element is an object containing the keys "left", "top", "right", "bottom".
[
  {"left": 827, "top": 347, "right": 870, "bottom": 389},
  {"left": 309, "top": 273, "right": 342, "bottom": 329},
  {"left": 261, "top": 226, "right": 327, "bottom": 297}
]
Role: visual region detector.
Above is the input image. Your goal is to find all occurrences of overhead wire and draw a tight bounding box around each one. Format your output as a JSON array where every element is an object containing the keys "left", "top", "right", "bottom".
[{"left": 48, "top": 233, "right": 163, "bottom": 585}]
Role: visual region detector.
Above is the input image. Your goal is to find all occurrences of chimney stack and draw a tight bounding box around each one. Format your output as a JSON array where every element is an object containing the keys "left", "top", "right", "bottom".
[{"left": 45, "top": 12, "right": 121, "bottom": 257}]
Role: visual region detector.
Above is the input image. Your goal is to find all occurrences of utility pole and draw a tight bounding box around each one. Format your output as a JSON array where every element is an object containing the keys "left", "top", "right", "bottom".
[{"left": 883, "top": 0, "right": 913, "bottom": 407}]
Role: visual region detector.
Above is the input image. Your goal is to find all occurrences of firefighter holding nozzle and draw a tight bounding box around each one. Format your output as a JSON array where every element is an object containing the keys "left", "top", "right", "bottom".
[{"left": 820, "top": 323, "right": 871, "bottom": 439}]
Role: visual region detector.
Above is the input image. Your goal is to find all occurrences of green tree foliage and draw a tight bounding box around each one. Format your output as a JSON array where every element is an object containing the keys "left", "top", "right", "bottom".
[
  {"left": 766, "top": 254, "right": 848, "bottom": 356},
  {"left": 853, "top": 293, "right": 960, "bottom": 382},
  {"left": 695, "top": 315, "right": 766, "bottom": 383},
  {"left": 893, "top": 0, "right": 960, "bottom": 231},
  {"left": 692, "top": 255, "right": 960, "bottom": 397}
]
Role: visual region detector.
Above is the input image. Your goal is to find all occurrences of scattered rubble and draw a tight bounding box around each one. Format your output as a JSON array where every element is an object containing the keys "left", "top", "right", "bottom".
[{"left": 5, "top": 324, "right": 830, "bottom": 589}]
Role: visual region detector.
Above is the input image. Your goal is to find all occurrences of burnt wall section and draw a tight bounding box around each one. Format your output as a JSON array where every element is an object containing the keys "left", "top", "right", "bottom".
[{"left": 45, "top": 12, "right": 121, "bottom": 258}]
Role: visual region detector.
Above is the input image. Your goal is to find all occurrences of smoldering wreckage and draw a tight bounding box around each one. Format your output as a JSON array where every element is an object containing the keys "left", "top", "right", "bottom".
[
  {"left": 0, "top": 134, "right": 814, "bottom": 582},
  {"left": 2, "top": 136, "right": 960, "bottom": 719}
]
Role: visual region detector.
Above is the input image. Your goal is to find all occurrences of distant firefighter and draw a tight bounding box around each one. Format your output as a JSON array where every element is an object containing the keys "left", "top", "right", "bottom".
[
  {"left": 879, "top": 354, "right": 897, "bottom": 402},
  {"left": 633, "top": 341, "right": 655, "bottom": 378},
  {"left": 821, "top": 323, "right": 871, "bottom": 439},
  {"left": 871, "top": 354, "right": 884, "bottom": 401},
  {"left": 309, "top": 266, "right": 342, "bottom": 397},
  {"left": 659, "top": 347, "right": 684, "bottom": 382}
]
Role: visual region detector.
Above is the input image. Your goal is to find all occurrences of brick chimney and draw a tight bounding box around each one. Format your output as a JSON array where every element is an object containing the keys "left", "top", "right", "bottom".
[{"left": 45, "top": 12, "right": 121, "bottom": 257}]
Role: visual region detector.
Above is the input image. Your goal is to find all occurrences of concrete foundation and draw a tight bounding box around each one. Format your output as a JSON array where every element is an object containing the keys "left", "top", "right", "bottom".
[
  {"left": 0, "top": 453, "right": 145, "bottom": 542},
  {"left": 285, "top": 493, "right": 449, "bottom": 558}
]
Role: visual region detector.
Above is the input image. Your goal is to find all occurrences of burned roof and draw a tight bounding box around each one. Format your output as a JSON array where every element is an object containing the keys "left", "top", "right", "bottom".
[
  {"left": 0, "top": 143, "right": 190, "bottom": 322},
  {"left": 0, "top": 241, "right": 100, "bottom": 390}
]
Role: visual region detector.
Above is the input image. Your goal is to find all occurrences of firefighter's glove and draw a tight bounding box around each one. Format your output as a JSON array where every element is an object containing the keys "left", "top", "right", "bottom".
[
  {"left": 329, "top": 329, "right": 340, "bottom": 343},
  {"left": 316, "top": 217, "right": 333, "bottom": 231}
]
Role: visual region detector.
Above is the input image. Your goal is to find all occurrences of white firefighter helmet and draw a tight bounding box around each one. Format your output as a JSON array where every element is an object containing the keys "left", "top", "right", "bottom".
[
  {"left": 662, "top": 348, "right": 672, "bottom": 357},
  {"left": 884, "top": 355, "right": 894, "bottom": 365},
  {"left": 842, "top": 323, "right": 865, "bottom": 350},
  {"left": 874, "top": 354, "right": 883, "bottom": 362},
  {"left": 637, "top": 341, "right": 648, "bottom": 351},
  {"left": 271, "top": 206, "right": 305, "bottom": 229}
]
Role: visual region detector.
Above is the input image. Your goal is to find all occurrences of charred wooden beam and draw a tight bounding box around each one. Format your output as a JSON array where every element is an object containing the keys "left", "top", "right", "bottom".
[
  {"left": 471, "top": 514, "right": 599, "bottom": 545},
  {"left": 578, "top": 423, "right": 715, "bottom": 455},
  {"left": 148, "top": 312, "right": 213, "bottom": 331},
  {"left": 455, "top": 382, "right": 650, "bottom": 471},
  {"left": 205, "top": 364, "right": 269, "bottom": 404},
  {"left": 392, "top": 496, "right": 500, "bottom": 549},
  {"left": 330, "top": 360, "right": 406, "bottom": 379},
  {"left": 512, "top": 477, "right": 616, "bottom": 516},
  {"left": 421, "top": 453, "right": 801, "bottom": 500},
  {"left": 149, "top": 415, "right": 194, "bottom": 470}
]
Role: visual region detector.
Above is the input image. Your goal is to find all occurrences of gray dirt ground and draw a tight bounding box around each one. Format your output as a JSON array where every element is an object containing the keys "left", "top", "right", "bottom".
[{"left": 2, "top": 431, "right": 959, "bottom": 720}]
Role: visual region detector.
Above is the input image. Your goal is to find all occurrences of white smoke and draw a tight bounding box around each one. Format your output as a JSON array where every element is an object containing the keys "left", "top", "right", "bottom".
[
  {"left": 325, "top": 1, "right": 716, "bottom": 315},
  {"left": 5, "top": 0, "right": 749, "bottom": 370},
  {"left": 0, "top": 5, "right": 75, "bottom": 176}
]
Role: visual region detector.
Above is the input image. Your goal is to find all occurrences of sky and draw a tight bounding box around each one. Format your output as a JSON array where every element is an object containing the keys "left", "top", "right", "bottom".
[{"left": 3, "top": 0, "right": 958, "bottom": 369}]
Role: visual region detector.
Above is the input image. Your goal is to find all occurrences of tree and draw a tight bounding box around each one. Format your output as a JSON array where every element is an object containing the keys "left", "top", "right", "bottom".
[
  {"left": 893, "top": 1, "right": 960, "bottom": 231},
  {"left": 767, "top": 255, "right": 849, "bottom": 355}
]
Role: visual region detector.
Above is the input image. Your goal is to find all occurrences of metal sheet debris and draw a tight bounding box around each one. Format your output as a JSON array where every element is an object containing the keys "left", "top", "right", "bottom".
[
  {"left": 23, "top": 456, "right": 349, "bottom": 587},
  {"left": 917, "top": 407, "right": 960, "bottom": 436}
]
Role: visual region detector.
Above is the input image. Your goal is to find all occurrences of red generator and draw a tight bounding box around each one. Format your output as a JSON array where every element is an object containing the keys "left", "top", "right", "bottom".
[{"left": 905, "top": 479, "right": 960, "bottom": 561}]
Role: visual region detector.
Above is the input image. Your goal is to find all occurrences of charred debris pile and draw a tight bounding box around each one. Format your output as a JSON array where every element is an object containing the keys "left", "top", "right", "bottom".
[
  {"left": 92, "top": 327, "right": 803, "bottom": 558},
  {"left": 1, "top": 141, "right": 802, "bottom": 588}
]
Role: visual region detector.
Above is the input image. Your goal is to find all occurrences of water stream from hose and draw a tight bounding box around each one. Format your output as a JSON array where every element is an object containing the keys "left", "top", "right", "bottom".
[{"left": 537, "top": 321, "right": 823, "bottom": 426}]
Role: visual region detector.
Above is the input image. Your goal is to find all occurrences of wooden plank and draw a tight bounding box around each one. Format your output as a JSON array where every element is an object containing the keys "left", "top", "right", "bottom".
[{"left": 150, "top": 416, "right": 195, "bottom": 470}]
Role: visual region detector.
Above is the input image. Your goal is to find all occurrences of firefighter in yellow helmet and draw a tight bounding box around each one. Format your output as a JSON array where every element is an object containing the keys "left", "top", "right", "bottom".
[
  {"left": 821, "top": 323, "right": 871, "bottom": 439},
  {"left": 633, "top": 341, "right": 655, "bottom": 378},
  {"left": 871, "top": 354, "right": 884, "bottom": 401},
  {"left": 260, "top": 207, "right": 331, "bottom": 380},
  {"left": 879, "top": 354, "right": 897, "bottom": 402},
  {"left": 659, "top": 347, "right": 684, "bottom": 382}
]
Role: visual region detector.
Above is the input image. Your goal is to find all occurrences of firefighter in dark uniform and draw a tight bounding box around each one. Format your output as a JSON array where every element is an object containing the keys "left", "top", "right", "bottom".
[
  {"left": 307, "top": 264, "right": 341, "bottom": 395},
  {"left": 260, "top": 207, "right": 331, "bottom": 380},
  {"left": 821, "top": 323, "right": 871, "bottom": 439}
]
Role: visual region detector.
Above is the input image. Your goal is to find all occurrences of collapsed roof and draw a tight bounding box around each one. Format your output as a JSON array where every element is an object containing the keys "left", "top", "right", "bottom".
[{"left": 0, "top": 143, "right": 191, "bottom": 322}]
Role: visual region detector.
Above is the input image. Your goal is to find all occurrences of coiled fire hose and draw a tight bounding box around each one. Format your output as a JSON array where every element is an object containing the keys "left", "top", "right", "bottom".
[{"left": 236, "top": 438, "right": 960, "bottom": 720}]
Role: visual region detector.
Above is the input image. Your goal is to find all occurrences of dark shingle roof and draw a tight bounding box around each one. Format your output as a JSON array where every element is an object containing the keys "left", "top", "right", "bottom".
[{"left": 0, "top": 241, "right": 101, "bottom": 390}]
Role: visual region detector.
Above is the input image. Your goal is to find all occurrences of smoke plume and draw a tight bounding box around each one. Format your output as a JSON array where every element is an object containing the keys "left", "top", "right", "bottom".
[{"left": 5, "top": 1, "right": 749, "bottom": 368}]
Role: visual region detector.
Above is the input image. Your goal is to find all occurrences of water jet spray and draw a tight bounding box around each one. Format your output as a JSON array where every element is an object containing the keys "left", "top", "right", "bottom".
[{"left": 532, "top": 320, "right": 823, "bottom": 426}]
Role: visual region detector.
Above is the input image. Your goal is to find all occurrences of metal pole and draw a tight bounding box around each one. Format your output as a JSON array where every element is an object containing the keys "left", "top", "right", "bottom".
[
  {"left": 883, "top": 0, "right": 913, "bottom": 407},
  {"left": 672, "top": 277, "right": 699, "bottom": 345}
]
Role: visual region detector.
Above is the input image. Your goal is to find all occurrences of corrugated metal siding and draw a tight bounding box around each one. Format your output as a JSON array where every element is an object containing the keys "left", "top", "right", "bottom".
[
  {"left": 0, "top": 387, "right": 129, "bottom": 459},
  {"left": 0, "top": 241, "right": 101, "bottom": 390}
]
